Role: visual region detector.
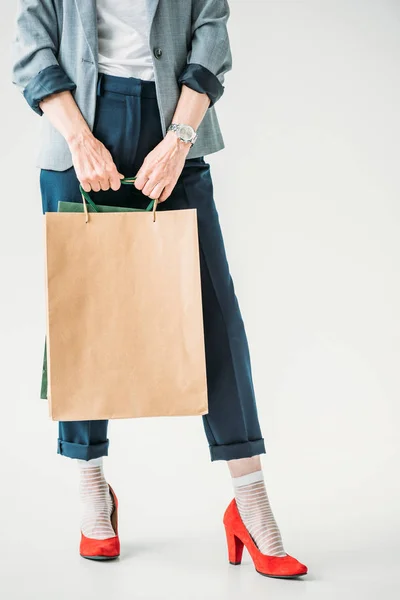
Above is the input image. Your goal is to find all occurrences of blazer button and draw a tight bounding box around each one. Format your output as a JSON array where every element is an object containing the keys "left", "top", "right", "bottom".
[{"left": 154, "top": 47, "right": 163, "bottom": 59}]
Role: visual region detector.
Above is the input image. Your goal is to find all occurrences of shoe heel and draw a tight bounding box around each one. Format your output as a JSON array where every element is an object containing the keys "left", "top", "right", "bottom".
[{"left": 225, "top": 526, "right": 244, "bottom": 565}]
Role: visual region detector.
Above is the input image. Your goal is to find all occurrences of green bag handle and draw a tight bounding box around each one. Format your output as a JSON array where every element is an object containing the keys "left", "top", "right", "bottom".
[{"left": 79, "top": 176, "right": 158, "bottom": 222}]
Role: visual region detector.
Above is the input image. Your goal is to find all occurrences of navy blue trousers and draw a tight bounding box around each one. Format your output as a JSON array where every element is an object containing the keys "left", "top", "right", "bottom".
[{"left": 40, "top": 72, "right": 265, "bottom": 462}]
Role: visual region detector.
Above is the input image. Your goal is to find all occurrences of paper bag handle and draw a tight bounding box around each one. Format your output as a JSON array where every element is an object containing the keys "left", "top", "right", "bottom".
[{"left": 79, "top": 176, "right": 159, "bottom": 223}]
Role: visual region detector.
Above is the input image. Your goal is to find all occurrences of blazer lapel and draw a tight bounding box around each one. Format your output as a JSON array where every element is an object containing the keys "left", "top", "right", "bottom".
[
  {"left": 74, "top": 0, "right": 160, "bottom": 63},
  {"left": 146, "top": 0, "right": 160, "bottom": 35}
]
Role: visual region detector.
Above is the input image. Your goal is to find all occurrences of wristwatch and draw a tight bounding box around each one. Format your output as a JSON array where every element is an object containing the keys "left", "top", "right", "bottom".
[{"left": 167, "top": 123, "right": 198, "bottom": 147}]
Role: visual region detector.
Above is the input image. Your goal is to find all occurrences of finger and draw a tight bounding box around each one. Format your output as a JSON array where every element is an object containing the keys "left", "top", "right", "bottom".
[
  {"left": 98, "top": 174, "right": 111, "bottom": 191},
  {"left": 86, "top": 169, "right": 100, "bottom": 192},
  {"left": 134, "top": 169, "right": 150, "bottom": 191},
  {"left": 142, "top": 177, "right": 161, "bottom": 197},
  {"left": 90, "top": 179, "right": 101, "bottom": 193},
  {"left": 92, "top": 162, "right": 111, "bottom": 191},
  {"left": 146, "top": 180, "right": 165, "bottom": 200},
  {"left": 106, "top": 164, "right": 125, "bottom": 191},
  {"left": 158, "top": 185, "right": 172, "bottom": 203},
  {"left": 108, "top": 172, "right": 122, "bottom": 191},
  {"left": 80, "top": 180, "right": 92, "bottom": 193}
]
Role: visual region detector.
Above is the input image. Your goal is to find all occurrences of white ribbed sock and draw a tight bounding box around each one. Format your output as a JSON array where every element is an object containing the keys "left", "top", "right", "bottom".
[
  {"left": 77, "top": 457, "right": 115, "bottom": 540},
  {"left": 232, "top": 470, "right": 286, "bottom": 557}
]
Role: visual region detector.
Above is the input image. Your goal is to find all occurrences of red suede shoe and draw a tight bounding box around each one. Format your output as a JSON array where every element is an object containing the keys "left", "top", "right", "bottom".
[
  {"left": 80, "top": 484, "right": 120, "bottom": 561},
  {"left": 223, "top": 498, "right": 308, "bottom": 578}
]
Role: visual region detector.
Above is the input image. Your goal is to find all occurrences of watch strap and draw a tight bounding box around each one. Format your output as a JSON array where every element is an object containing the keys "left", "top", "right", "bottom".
[{"left": 167, "top": 123, "right": 197, "bottom": 145}]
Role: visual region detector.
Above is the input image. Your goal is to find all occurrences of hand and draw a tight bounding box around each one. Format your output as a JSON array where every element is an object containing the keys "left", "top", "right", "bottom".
[
  {"left": 68, "top": 130, "right": 125, "bottom": 193},
  {"left": 134, "top": 131, "right": 191, "bottom": 202}
]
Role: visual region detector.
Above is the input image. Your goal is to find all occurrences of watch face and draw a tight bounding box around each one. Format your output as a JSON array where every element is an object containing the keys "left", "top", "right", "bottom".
[{"left": 179, "top": 125, "right": 194, "bottom": 142}]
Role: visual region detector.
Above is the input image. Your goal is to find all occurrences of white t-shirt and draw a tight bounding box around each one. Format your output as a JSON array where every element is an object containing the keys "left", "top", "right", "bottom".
[{"left": 97, "top": 0, "right": 155, "bottom": 80}]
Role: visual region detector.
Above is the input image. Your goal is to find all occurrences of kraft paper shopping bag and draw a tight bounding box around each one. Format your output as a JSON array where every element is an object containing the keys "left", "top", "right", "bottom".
[{"left": 43, "top": 178, "right": 208, "bottom": 421}]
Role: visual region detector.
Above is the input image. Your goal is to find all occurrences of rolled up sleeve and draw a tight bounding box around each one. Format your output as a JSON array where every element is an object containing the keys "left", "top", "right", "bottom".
[
  {"left": 23, "top": 64, "right": 76, "bottom": 116},
  {"left": 11, "top": 0, "right": 76, "bottom": 115},
  {"left": 177, "top": 63, "right": 225, "bottom": 108},
  {"left": 177, "top": 0, "right": 233, "bottom": 107}
]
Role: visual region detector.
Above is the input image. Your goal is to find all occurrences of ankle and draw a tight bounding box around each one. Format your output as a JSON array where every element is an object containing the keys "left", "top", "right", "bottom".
[
  {"left": 231, "top": 468, "right": 286, "bottom": 557},
  {"left": 228, "top": 456, "right": 262, "bottom": 478},
  {"left": 77, "top": 457, "right": 115, "bottom": 540}
]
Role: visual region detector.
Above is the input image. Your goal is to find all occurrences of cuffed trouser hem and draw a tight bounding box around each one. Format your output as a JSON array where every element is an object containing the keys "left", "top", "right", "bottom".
[
  {"left": 57, "top": 439, "right": 109, "bottom": 460},
  {"left": 209, "top": 439, "right": 266, "bottom": 462}
]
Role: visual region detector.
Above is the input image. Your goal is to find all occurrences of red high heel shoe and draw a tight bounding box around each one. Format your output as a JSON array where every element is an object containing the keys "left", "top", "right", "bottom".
[
  {"left": 80, "top": 484, "right": 120, "bottom": 561},
  {"left": 223, "top": 498, "right": 308, "bottom": 578}
]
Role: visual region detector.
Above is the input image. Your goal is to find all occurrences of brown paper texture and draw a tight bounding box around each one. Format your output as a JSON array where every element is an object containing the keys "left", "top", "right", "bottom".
[{"left": 44, "top": 209, "right": 208, "bottom": 421}]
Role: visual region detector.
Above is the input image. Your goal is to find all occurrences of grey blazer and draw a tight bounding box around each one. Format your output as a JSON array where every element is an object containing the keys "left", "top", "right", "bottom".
[{"left": 11, "top": 0, "right": 232, "bottom": 171}]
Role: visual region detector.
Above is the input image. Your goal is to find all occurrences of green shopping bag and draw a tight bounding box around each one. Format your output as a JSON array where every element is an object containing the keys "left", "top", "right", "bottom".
[{"left": 40, "top": 177, "right": 155, "bottom": 400}]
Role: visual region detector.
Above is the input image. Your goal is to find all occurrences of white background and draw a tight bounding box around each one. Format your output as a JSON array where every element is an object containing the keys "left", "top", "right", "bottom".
[{"left": 1, "top": 1, "right": 399, "bottom": 599}]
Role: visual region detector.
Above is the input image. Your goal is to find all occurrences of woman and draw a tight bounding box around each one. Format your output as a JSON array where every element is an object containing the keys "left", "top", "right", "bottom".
[{"left": 11, "top": 0, "right": 307, "bottom": 578}]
